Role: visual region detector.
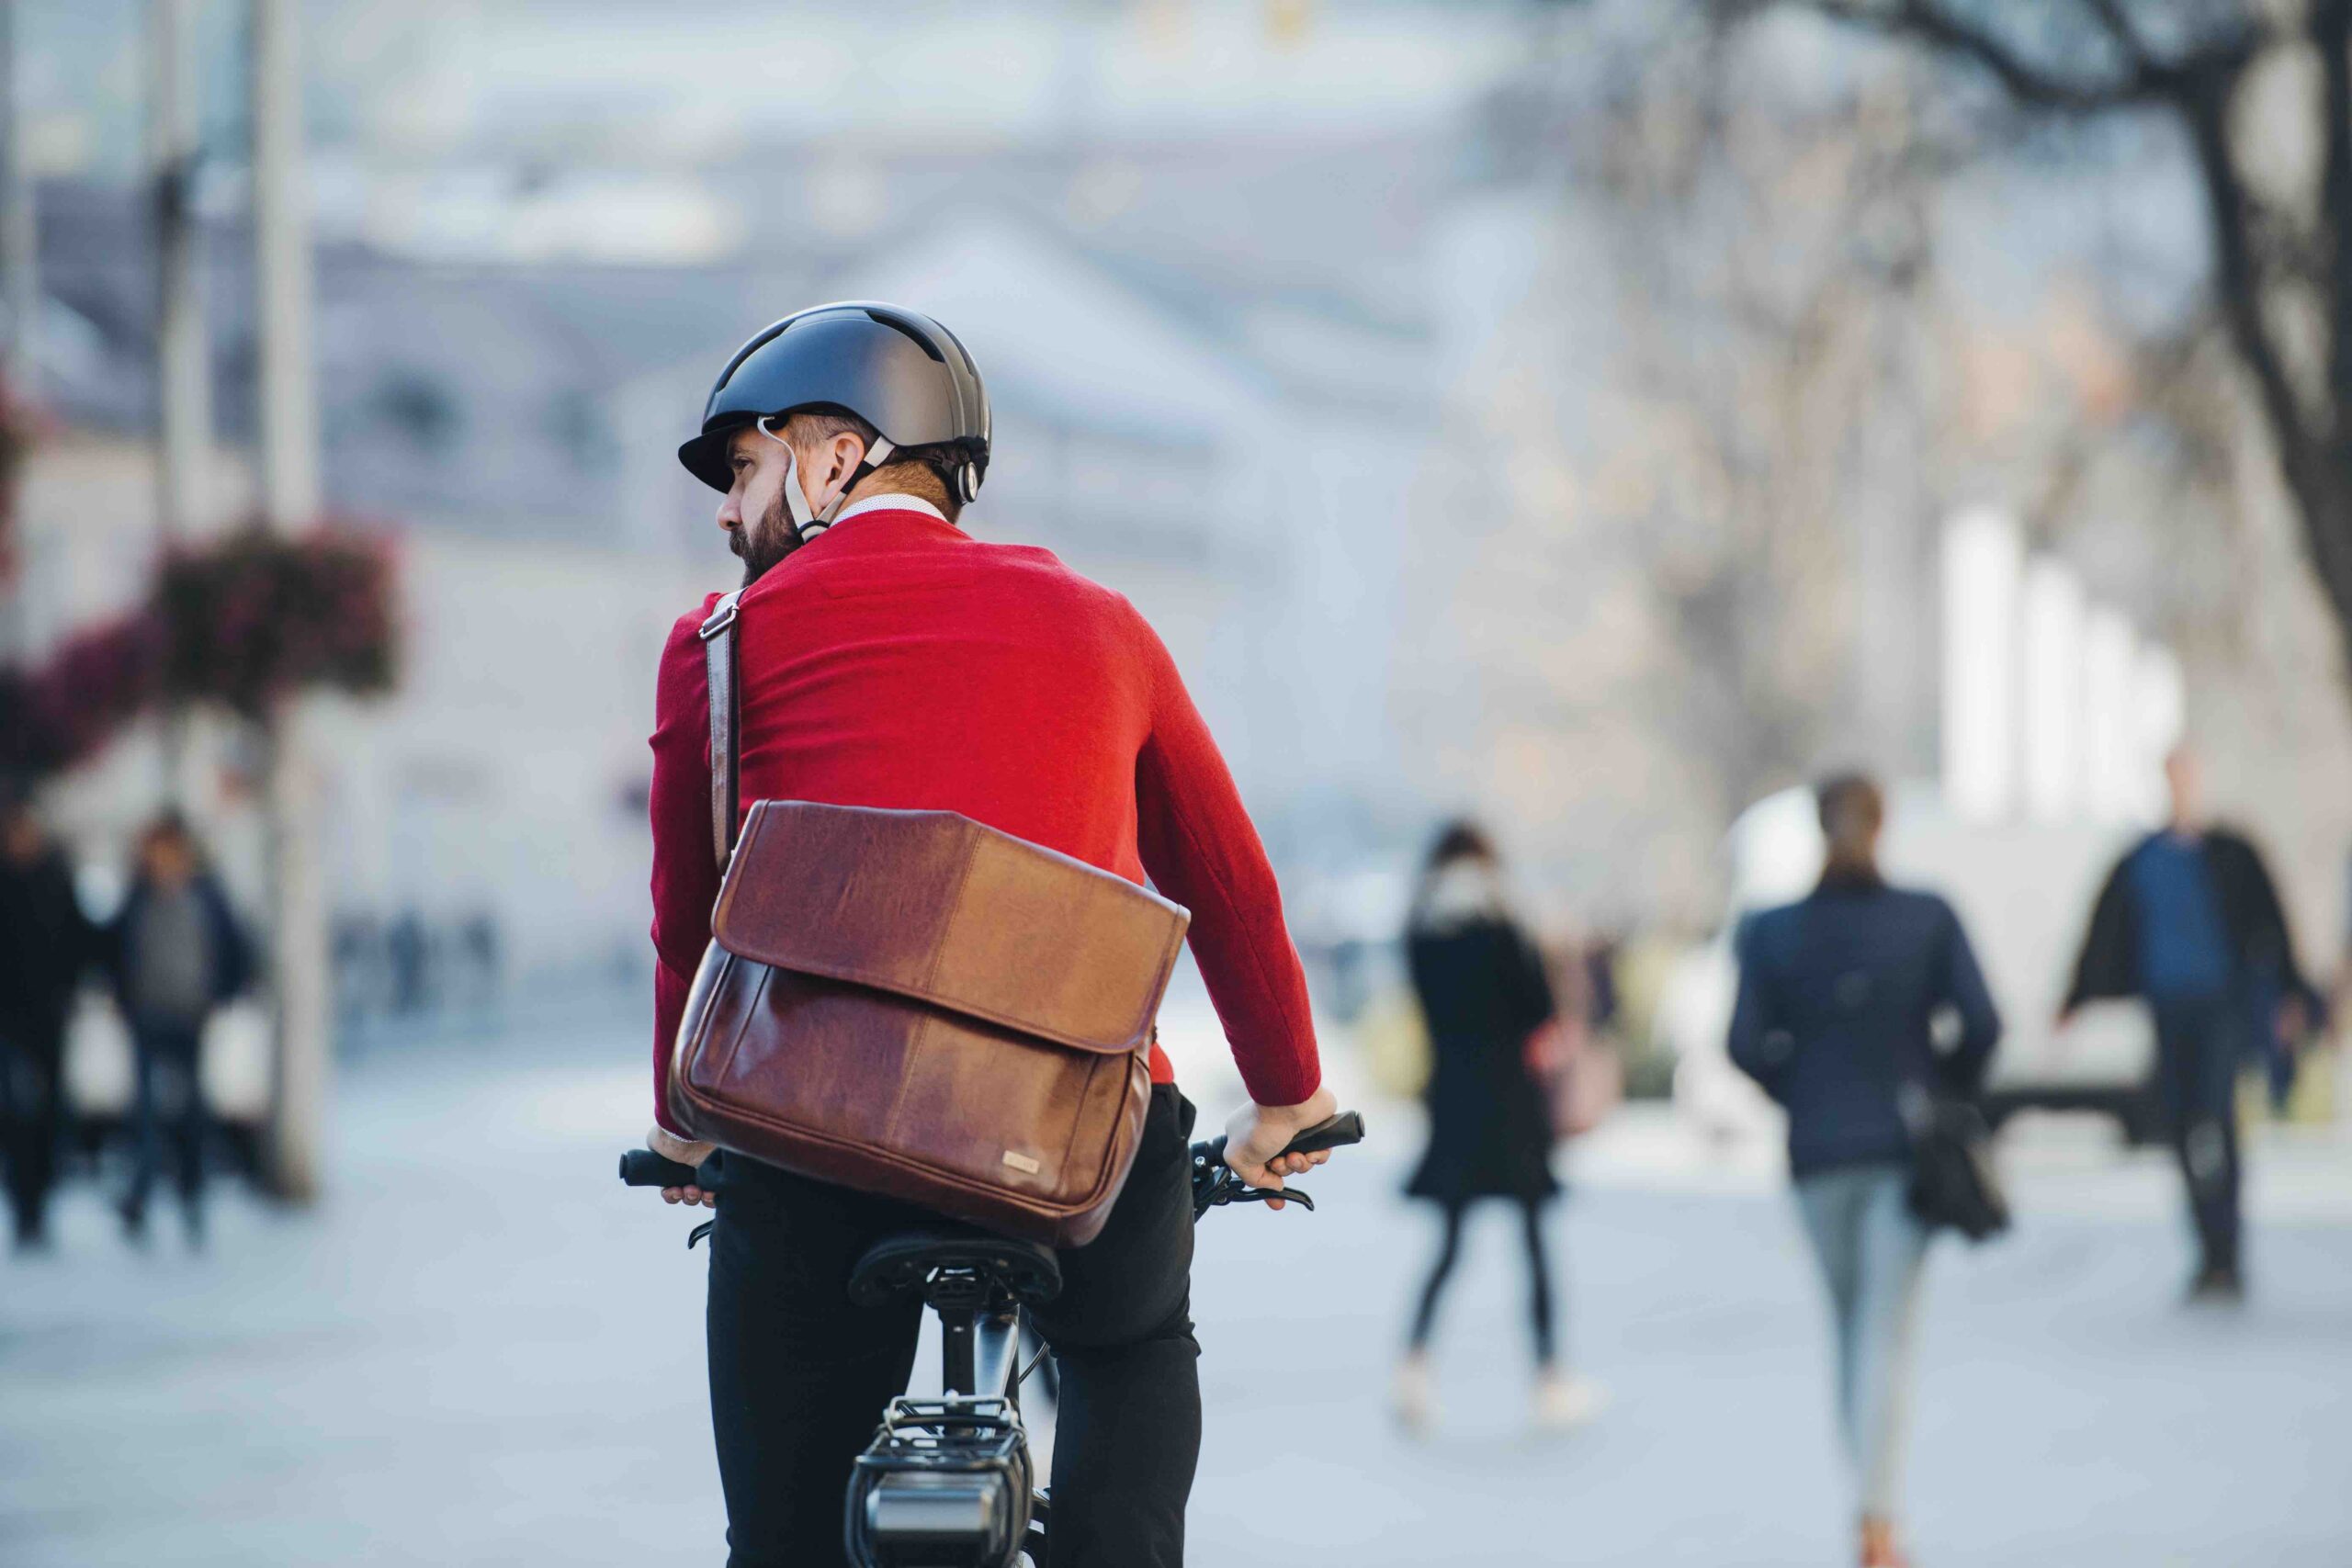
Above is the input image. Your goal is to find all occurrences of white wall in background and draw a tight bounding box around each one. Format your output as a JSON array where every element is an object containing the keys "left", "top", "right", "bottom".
[
  {"left": 2019, "top": 557, "right": 2085, "bottom": 823},
  {"left": 2133, "top": 644, "right": 2186, "bottom": 822},
  {"left": 1941, "top": 507, "right": 2021, "bottom": 823},
  {"left": 2081, "top": 605, "right": 2140, "bottom": 826},
  {"left": 1939, "top": 513, "right": 2180, "bottom": 833}
]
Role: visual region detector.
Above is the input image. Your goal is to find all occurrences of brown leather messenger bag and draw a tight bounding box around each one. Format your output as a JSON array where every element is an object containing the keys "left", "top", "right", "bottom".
[{"left": 664, "top": 589, "right": 1190, "bottom": 1247}]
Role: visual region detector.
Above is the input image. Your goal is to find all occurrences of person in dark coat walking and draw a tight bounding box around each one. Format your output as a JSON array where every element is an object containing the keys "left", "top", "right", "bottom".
[
  {"left": 2060, "top": 746, "right": 2320, "bottom": 1303},
  {"left": 1729, "top": 773, "right": 2000, "bottom": 1568},
  {"left": 0, "top": 786, "right": 99, "bottom": 1252},
  {"left": 1394, "top": 821, "right": 1601, "bottom": 1435},
  {"left": 107, "top": 813, "right": 251, "bottom": 1245}
]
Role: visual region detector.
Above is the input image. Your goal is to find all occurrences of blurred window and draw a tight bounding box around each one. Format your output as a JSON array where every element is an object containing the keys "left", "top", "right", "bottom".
[
  {"left": 374, "top": 370, "right": 464, "bottom": 453},
  {"left": 545, "top": 389, "right": 613, "bottom": 472}
]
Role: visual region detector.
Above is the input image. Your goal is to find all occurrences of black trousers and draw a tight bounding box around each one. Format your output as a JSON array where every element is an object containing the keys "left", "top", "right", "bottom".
[
  {"left": 706, "top": 1084, "right": 1202, "bottom": 1568},
  {"left": 1408, "top": 1196, "right": 1557, "bottom": 1366},
  {"left": 1, "top": 1007, "right": 68, "bottom": 1239},
  {"left": 2152, "top": 998, "right": 2244, "bottom": 1276}
]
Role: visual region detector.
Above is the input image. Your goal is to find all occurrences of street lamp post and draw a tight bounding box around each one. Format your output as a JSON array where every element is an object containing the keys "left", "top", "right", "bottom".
[
  {"left": 1, "top": 0, "right": 35, "bottom": 396},
  {"left": 153, "top": 0, "right": 210, "bottom": 545},
  {"left": 253, "top": 0, "right": 329, "bottom": 1201},
  {"left": 1, "top": 0, "right": 38, "bottom": 665}
]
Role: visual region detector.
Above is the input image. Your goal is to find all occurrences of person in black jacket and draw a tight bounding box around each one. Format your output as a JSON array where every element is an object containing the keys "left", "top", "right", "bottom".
[
  {"left": 2060, "top": 746, "right": 2319, "bottom": 1303},
  {"left": 0, "top": 786, "right": 99, "bottom": 1252},
  {"left": 107, "top": 813, "right": 252, "bottom": 1246},
  {"left": 1394, "top": 821, "right": 1602, "bottom": 1436},
  {"left": 1729, "top": 773, "right": 2000, "bottom": 1568}
]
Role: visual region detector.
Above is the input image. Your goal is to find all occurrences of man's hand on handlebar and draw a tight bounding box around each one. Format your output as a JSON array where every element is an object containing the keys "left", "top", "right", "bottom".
[
  {"left": 648, "top": 1125, "right": 718, "bottom": 1209},
  {"left": 629, "top": 1107, "right": 1364, "bottom": 1233},
  {"left": 1221, "top": 1085, "right": 1341, "bottom": 1212}
]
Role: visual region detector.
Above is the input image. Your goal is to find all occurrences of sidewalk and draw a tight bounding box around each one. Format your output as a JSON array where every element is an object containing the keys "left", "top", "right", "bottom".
[{"left": 4, "top": 1018, "right": 2349, "bottom": 1565}]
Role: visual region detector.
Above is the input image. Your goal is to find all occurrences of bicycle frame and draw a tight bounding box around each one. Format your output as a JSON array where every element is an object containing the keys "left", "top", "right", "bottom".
[
  {"left": 942, "top": 1291, "right": 1023, "bottom": 1401},
  {"left": 847, "top": 1264, "right": 1039, "bottom": 1566},
  {"left": 618, "top": 1110, "right": 1364, "bottom": 1568}
]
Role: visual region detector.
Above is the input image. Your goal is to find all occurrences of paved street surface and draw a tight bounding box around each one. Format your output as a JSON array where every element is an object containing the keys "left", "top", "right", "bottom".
[{"left": 6, "top": 1001, "right": 2350, "bottom": 1566}]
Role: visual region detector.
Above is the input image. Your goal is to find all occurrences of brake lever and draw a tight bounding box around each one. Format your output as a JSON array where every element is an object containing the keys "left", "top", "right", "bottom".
[{"left": 1197, "top": 1167, "right": 1317, "bottom": 1213}]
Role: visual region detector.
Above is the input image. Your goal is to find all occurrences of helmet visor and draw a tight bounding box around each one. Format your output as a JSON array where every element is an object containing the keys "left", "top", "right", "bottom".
[{"left": 678, "top": 417, "right": 755, "bottom": 493}]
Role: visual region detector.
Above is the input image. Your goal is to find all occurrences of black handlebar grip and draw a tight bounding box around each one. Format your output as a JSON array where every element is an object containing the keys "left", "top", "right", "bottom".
[
  {"left": 618, "top": 1148, "right": 701, "bottom": 1189},
  {"left": 1276, "top": 1111, "right": 1365, "bottom": 1158},
  {"left": 1200, "top": 1111, "right": 1368, "bottom": 1169}
]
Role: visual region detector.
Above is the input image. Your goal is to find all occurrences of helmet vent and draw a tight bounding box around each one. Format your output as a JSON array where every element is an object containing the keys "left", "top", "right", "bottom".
[{"left": 866, "top": 310, "right": 946, "bottom": 361}]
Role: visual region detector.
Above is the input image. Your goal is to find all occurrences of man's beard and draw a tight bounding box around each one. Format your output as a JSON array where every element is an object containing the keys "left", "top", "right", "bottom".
[{"left": 730, "top": 489, "right": 801, "bottom": 586}]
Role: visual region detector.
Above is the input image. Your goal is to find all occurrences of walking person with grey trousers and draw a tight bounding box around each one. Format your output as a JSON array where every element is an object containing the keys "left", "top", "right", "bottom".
[
  {"left": 107, "top": 813, "right": 251, "bottom": 1247},
  {"left": 1729, "top": 773, "right": 2000, "bottom": 1568}
]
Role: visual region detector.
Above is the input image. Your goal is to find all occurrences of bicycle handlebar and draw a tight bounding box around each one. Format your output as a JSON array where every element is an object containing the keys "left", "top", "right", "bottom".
[
  {"left": 1197, "top": 1109, "right": 1366, "bottom": 1169},
  {"left": 619, "top": 1109, "right": 1369, "bottom": 1224},
  {"left": 1189, "top": 1110, "right": 1366, "bottom": 1219},
  {"left": 618, "top": 1148, "right": 701, "bottom": 1189}
]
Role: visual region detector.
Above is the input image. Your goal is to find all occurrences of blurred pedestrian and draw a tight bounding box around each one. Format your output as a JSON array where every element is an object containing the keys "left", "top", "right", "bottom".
[
  {"left": 2336, "top": 850, "right": 2352, "bottom": 1047},
  {"left": 459, "top": 910, "right": 501, "bottom": 1010},
  {"left": 0, "top": 784, "right": 98, "bottom": 1252},
  {"left": 1729, "top": 773, "right": 2000, "bottom": 1568},
  {"left": 1582, "top": 931, "right": 1623, "bottom": 1041},
  {"left": 106, "top": 813, "right": 251, "bottom": 1246},
  {"left": 2059, "top": 746, "right": 2320, "bottom": 1304},
  {"left": 387, "top": 909, "right": 428, "bottom": 1015},
  {"left": 1393, "top": 821, "right": 1602, "bottom": 1435}
]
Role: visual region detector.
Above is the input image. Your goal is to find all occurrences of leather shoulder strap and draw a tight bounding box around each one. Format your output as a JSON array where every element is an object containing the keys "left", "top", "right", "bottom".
[{"left": 698, "top": 590, "right": 745, "bottom": 874}]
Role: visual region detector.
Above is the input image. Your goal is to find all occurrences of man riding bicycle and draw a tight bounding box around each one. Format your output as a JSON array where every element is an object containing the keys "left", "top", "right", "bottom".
[{"left": 643, "top": 301, "right": 1337, "bottom": 1566}]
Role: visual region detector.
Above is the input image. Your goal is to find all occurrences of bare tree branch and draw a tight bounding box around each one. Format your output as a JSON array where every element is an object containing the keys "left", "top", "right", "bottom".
[
  {"left": 2316, "top": 0, "right": 2352, "bottom": 429},
  {"left": 2180, "top": 76, "right": 2316, "bottom": 471},
  {"left": 2080, "top": 0, "right": 2149, "bottom": 66},
  {"left": 1802, "top": 0, "right": 2171, "bottom": 109},
  {"left": 1712, "top": 0, "right": 2352, "bottom": 698}
]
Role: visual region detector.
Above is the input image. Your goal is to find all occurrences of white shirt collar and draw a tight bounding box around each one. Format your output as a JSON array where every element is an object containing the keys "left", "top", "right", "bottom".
[{"left": 830, "top": 492, "right": 947, "bottom": 526}]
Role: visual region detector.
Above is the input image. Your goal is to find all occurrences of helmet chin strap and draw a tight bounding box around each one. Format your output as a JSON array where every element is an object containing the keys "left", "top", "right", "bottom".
[{"left": 759, "top": 417, "right": 896, "bottom": 540}]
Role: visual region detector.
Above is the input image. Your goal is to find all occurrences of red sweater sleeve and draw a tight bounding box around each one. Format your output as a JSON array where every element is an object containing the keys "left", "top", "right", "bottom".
[
  {"left": 647, "top": 598, "right": 723, "bottom": 1134},
  {"left": 1130, "top": 617, "right": 1323, "bottom": 1106}
]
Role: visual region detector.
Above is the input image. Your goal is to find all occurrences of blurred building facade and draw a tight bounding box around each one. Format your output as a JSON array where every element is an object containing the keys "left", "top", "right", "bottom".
[
  {"left": 8, "top": 0, "right": 2348, "bottom": 998},
  {"left": 9, "top": 1, "right": 1499, "bottom": 991}
]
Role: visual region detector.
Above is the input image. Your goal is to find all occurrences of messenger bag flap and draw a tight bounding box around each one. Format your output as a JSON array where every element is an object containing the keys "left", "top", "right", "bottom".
[{"left": 708, "top": 800, "right": 1189, "bottom": 1056}]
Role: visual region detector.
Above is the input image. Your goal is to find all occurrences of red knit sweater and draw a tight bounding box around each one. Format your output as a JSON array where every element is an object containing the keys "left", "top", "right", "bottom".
[{"left": 646, "top": 508, "right": 1322, "bottom": 1134}]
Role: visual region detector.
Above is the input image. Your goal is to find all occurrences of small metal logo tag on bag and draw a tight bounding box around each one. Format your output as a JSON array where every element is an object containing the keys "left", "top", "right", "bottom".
[{"left": 1001, "top": 1150, "right": 1042, "bottom": 1174}]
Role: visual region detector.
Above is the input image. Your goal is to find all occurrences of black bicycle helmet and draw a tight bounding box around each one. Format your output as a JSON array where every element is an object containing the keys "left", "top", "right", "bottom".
[{"left": 677, "top": 301, "right": 991, "bottom": 513}]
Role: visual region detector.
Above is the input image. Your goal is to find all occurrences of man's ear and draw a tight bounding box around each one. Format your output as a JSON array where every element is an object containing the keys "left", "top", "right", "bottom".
[{"left": 830, "top": 431, "right": 869, "bottom": 491}]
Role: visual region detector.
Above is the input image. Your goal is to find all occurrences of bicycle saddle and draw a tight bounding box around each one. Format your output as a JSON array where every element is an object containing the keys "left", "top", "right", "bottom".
[{"left": 847, "top": 1227, "right": 1064, "bottom": 1309}]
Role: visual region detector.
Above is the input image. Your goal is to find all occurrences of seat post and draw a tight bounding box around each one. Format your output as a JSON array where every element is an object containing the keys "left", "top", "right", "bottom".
[
  {"left": 854, "top": 1236, "right": 1062, "bottom": 1400},
  {"left": 926, "top": 1265, "right": 991, "bottom": 1395},
  {"left": 939, "top": 1304, "right": 978, "bottom": 1396},
  {"left": 972, "top": 1306, "right": 1020, "bottom": 1400}
]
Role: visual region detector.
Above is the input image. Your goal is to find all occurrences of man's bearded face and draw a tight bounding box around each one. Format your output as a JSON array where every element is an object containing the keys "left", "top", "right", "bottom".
[
  {"left": 730, "top": 479, "right": 798, "bottom": 586},
  {"left": 720, "top": 423, "right": 803, "bottom": 586}
]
